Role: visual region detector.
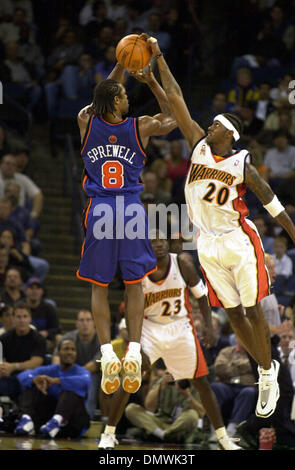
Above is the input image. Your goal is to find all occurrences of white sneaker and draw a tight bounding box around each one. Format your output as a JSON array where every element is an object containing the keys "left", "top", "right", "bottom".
[
  {"left": 256, "top": 359, "right": 280, "bottom": 418},
  {"left": 98, "top": 433, "right": 118, "bottom": 450},
  {"left": 217, "top": 436, "right": 242, "bottom": 450},
  {"left": 100, "top": 351, "right": 122, "bottom": 395},
  {"left": 122, "top": 349, "right": 142, "bottom": 393}
]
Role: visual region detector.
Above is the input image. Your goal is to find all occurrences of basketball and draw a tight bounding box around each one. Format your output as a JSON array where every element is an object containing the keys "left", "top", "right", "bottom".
[{"left": 116, "top": 34, "right": 152, "bottom": 72}]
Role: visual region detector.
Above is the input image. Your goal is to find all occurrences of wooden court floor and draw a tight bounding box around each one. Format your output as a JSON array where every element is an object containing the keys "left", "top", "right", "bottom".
[{"left": 0, "top": 435, "right": 215, "bottom": 451}]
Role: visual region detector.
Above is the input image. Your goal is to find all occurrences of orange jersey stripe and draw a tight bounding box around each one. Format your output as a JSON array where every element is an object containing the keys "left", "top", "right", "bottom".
[
  {"left": 200, "top": 266, "right": 224, "bottom": 308},
  {"left": 187, "top": 312, "right": 208, "bottom": 378},
  {"left": 76, "top": 270, "right": 109, "bottom": 286}
]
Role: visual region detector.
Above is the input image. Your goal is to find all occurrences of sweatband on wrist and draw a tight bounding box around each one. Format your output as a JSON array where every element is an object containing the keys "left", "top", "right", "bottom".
[
  {"left": 214, "top": 114, "right": 240, "bottom": 141},
  {"left": 190, "top": 279, "right": 208, "bottom": 299},
  {"left": 263, "top": 195, "right": 285, "bottom": 218}
]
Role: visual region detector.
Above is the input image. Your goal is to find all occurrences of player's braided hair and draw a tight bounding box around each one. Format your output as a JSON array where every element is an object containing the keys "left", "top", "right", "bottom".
[
  {"left": 222, "top": 113, "right": 244, "bottom": 139},
  {"left": 92, "top": 79, "right": 122, "bottom": 117}
]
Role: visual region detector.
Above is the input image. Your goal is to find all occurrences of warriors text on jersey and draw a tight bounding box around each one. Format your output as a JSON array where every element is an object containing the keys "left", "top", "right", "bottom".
[
  {"left": 81, "top": 115, "right": 146, "bottom": 197},
  {"left": 142, "top": 253, "right": 191, "bottom": 324},
  {"left": 185, "top": 137, "right": 250, "bottom": 235}
]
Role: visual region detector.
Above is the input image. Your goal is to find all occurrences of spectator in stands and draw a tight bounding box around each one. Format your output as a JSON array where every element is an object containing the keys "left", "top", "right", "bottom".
[
  {"left": 270, "top": 73, "right": 294, "bottom": 103},
  {"left": 4, "top": 182, "right": 39, "bottom": 243},
  {"left": 13, "top": 148, "right": 30, "bottom": 174},
  {"left": 85, "top": 24, "right": 115, "bottom": 62},
  {"left": 18, "top": 22, "right": 45, "bottom": 80},
  {"left": 0, "top": 244, "right": 9, "bottom": 287},
  {"left": 0, "top": 303, "right": 14, "bottom": 335},
  {"left": 238, "top": 100, "right": 264, "bottom": 145},
  {"left": 2, "top": 41, "right": 42, "bottom": 111},
  {"left": 0, "top": 125, "right": 11, "bottom": 160},
  {"left": 263, "top": 101, "right": 295, "bottom": 138},
  {"left": 164, "top": 140, "right": 189, "bottom": 183},
  {"left": 0, "top": 196, "right": 48, "bottom": 280},
  {"left": 255, "top": 82, "right": 275, "bottom": 122},
  {"left": 52, "top": 309, "right": 101, "bottom": 419},
  {"left": 264, "top": 131, "right": 295, "bottom": 183},
  {"left": 0, "top": 301, "right": 46, "bottom": 400},
  {"left": 15, "top": 338, "right": 91, "bottom": 438},
  {"left": 95, "top": 46, "right": 117, "bottom": 84},
  {"left": 0, "top": 7, "right": 33, "bottom": 45},
  {"left": 149, "top": 158, "right": 172, "bottom": 195},
  {"left": 106, "top": 0, "right": 127, "bottom": 22},
  {"left": 273, "top": 236, "right": 293, "bottom": 278},
  {"left": 125, "top": 369, "right": 205, "bottom": 443},
  {"left": 147, "top": 13, "right": 171, "bottom": 55},
  {"left": 0, "top": 198, "right": 27, "bottom": 252},
  {"left": 278, "top": 329, "right": 295, "bottom": 389},
  {"left": 47, "top": 29, "right": 84, "bottom": 82},
  {"left": 141, "top": 170, "right": 171, "bottom": 205},
  {"left": 25, "top": 277, "right": 61, "bottom": 351},
  {"left": 0, "top": 1, "right": 34, "bottom": 24},
  {"left": 126, "top": 2, "right": 147, "bottom": 33},
  {"left": 268, "top": 5, "right": 295, "bottom": 55},
  {"left": 113, "top": 18, "right": 128, "bottom": 44},
  {"left": 1, "top": 267, "right": 25, "bottom": 305},
  {"left": 0, "top": 154, "right": 43, "bottom": 219},
  {"left": 0, "top": 228, "right": 33, "bottom": 279},
  {"left": 227, "top": 68, "right": 259, "bottom": 112},
  {"left": 45, "top": 52, "right": 95, "bottom": 119},
  {"left": 205, "top": 313, "right": 231, "bottom": 372},
  {"left": 253, "top": 215, "right": 275, "bottom": 254},
  {"left": 83, "top": 1, "right": 114, "bottom": 42},
  {"left": 210, "top": 339, "right": 256, "bottom": 437},
  {"left": 199, "top": 92, "right": 228, "bottom": 131}
]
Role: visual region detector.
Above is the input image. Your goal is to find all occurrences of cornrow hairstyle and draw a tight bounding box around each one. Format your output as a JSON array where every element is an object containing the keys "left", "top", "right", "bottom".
[
  {"left": 92, "top": 79, "right": 123, "bottom": 117},
  {"left": 222, "top": 112, "right": 244, "bottom": 140}
]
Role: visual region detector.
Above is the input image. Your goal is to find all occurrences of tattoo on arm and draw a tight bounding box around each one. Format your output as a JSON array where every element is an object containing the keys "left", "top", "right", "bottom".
[
  {"left": 245, "top": 163, "right": 274, "bottom": 205},
  {"left": 157, "top": 58, "right": 182, "bottom": 96}
]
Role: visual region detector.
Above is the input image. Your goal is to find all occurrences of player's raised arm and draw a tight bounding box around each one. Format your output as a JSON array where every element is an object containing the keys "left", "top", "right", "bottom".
[
  {"left": 147, "top": 36, "right": 205, "bottom": 148},
  {"left": 107, "top": 62, "right": 125, "bottom": 83},
  {"left": 130, "top": 64, "right": 172, "bottom": 117},
  {"left": 245, "top": 162, "right": 295, "bottom": 244}
]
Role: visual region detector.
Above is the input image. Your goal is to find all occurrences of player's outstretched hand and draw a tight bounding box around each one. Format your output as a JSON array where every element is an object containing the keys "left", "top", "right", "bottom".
[
  {"left": 130, "top": 64, "right": 155, "bottom": 84},
  {"left": 138, "top": 33, "right": 161, "bottom": 57}
]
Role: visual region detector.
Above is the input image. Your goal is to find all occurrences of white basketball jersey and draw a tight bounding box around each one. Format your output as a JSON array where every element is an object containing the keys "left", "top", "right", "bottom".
[
  {"left": 185, "top": 137, "right": 251, "bottom": 236},
  {"left": 142, "top": 253, "right": 190, "bottom": 325}
]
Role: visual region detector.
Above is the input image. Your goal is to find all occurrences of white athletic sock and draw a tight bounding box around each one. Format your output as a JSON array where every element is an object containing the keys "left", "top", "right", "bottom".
[
  {"left": 152, "top": 427, "right": 166, "bottom": 439},
  {"left": 53, "top": 414, "right": 63, "bottom": 425},
  {"left": 22, "top": 414, "right": 32, "bottom": 420},
  {"left": 101, "top": 343, "right": 114, "bottom": 355},
  {"left": 216, "top": 426, "right": 228, "bottom": 440},
  {"left": 128, "top": 342, "right": 141, "bottom": 354},
  {"left": 104, "top": 425, "right": 116, "bottom": 435}
]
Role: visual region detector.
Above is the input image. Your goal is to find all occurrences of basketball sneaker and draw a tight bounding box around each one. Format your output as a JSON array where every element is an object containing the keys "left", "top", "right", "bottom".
[
  {"left": 39, "top": 418, "right": 61, "bottom": 438},
  {"left": 217, "top": 436, "right": 242, "bottom": 450},
  {"left": 14, "top": 415, "right": 35, "bottom": 436},
  {"left": 256, "top": 359, "right": 280, "bottom": 418},
  {"left": 100, "top": 350, "right": 122, "bottom": 395},
  {"left": 98, "top": 433, "right": 118, "bottom": 450},
  {"left": 122, "top": 349, "right": 142, "bottom": 393}
]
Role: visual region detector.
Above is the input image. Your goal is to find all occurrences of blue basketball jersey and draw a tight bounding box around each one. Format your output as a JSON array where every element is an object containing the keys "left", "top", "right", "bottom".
[{"left": 81, "top": 115, "right": 146, "bottom": 197}]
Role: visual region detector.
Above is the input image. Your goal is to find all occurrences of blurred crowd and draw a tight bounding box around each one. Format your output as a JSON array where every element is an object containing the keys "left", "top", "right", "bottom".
[{"left": 0, "top": 0, "right": 295, "bottom": 449}]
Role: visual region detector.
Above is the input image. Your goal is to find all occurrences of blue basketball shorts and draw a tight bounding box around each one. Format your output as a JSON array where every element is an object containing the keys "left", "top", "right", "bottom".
[{"left": 76, "top": 194, "right": 157, "bottom": 285}]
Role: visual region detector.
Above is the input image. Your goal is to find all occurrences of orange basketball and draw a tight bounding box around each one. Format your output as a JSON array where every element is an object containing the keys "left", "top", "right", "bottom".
[{"left": 116, "top": 34, "right": 152, "bottom": 72}]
